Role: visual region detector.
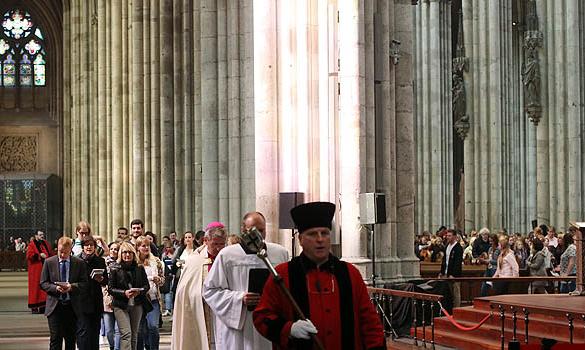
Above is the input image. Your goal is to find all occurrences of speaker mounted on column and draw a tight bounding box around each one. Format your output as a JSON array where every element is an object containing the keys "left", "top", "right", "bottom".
[
  {"left": 278, "top": 192, "right": 305, "bottom": 229},
  {"left": 359, "top": 192, "right": 387, "bottom": 225}
]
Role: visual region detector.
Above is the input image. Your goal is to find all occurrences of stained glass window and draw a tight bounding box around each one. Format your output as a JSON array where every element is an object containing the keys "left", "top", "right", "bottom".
[{"left": 0, "top": 8, "right": 46, "bottom": 87}]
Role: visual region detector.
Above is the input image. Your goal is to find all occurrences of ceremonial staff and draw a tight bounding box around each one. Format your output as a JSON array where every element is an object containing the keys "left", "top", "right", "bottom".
[{"left": 240, "top": 227, "right": 325, "bottom": 350}]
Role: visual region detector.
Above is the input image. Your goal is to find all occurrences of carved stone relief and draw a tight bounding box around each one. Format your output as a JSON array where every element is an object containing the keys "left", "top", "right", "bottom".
[
  {"left": 0, "top": 135, "right": 38, "bottom": 172},
  {"left": 452, "top": 9, "right": 469, "bottom": 140},
  {"left": 523, "top": 0, "right": 543, "bottom": 125}
]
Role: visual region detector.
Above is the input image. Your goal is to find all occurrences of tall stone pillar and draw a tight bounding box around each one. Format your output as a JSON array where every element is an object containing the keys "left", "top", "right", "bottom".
[
  {"left": 338, "top": 0, "right": 366, "bottom": 263},
  {"left": 172, "top": 0, "right": 184, "bottom": 231},
  {"left": 226, "top": 0, "right": 243, "bottom": 230},
  {"left": 142, "top": 0, "right": 152, "bottom": 227},
  {"left": 149, "top": 0, "right": 162, "bottom": 234},
  {"left": 458, "top": 0, "right": 532, "bottom": 233},
  {"left": 414, "top": 0, "right": 453, "bottom": 234},
  {"left": 201, "top": 0, "right": 219, "bottom": 226},
  {"left": 537, "top": 0, "right": 585, "bottom": 227},
  {"left": 393, "top": 0, "right": 418, "bottom": 279},
  {"left": 252, "top": 0, "right": 278, "bottom": 242},
  {"left": 132, "top": 0, "right": 145, "bottom": 220},
  {"left": 111, "top": 0, "right": 124, "bottom": 231},
  {"left": 180, "top": 0, "right": 194, "bottom": 230},
  {"left": 160, "top": 0, "right": 175, "bottom": 234},
  {"left": 97, "top": 0, "right": 108, "bottom": 233}
]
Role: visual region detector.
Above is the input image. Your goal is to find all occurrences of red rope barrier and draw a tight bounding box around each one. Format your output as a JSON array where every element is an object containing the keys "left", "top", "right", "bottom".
[{"left": 439, "top": 303, "right": 492, "bottom": 331}]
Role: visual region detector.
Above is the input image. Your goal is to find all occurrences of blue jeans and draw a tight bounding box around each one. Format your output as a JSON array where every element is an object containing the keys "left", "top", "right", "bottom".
[
  {"left": 560, "top": 280, "right": 576, "bottom": 294},
  {"left": 103, "top": 312, "right": 120, "bottom": 350},
  {"left": 163, "top": 292, "right": 174, "bottom": 312},
  {"left": 480, "top": 268, "right": 496, "bottom": 297},
  {"left": 138, "top": 300, "right": 160, "bottom": 350}
]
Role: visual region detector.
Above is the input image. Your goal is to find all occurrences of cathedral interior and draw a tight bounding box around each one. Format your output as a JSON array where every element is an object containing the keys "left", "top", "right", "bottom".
[{"left": 0, "top": 0, "right": 584, "bottom": 282}]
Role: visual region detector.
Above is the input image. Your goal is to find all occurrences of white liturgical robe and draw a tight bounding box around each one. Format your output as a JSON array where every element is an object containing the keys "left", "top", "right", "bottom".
[
  {"left": 171, "top": 254, "right": 211, "bottom": 350},
  {"left": 203, "top": 242, "right": 289, "bottom": 350}
]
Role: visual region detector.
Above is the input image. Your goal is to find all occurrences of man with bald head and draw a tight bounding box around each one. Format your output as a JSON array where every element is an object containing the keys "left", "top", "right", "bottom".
[{"left": 203, "top": 212, "right": 289, "bottom": 350}]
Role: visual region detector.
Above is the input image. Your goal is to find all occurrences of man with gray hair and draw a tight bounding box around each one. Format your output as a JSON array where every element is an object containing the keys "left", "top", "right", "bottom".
[
  {"left": 172, "top": 223, "right": 227, "bottom": 350},
  {"left": 198, "top": 224, "right": 228, "bottom": 263},
  {"left": 472, "top": 227, "right": 491, "bottom": 258}
]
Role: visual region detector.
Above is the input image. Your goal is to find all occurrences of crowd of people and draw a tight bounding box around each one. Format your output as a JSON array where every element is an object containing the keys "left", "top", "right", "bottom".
[
  {"left": 415, "top": 223, "right": 579, "bottom": 296},
  {"left": 0, "top": 236, "right": 29, "bottom": 252},
  {"left": 27, "top": 202, "right": 385, "bottom": 350}
]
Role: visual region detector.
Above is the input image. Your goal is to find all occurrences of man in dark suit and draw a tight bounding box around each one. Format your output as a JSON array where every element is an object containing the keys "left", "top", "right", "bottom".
[
  {"left": 439, "top": 229, "right": 463, "bottom": 307},
  {"left": 40, "top": 236, "right": 88, "bottom": 350}
]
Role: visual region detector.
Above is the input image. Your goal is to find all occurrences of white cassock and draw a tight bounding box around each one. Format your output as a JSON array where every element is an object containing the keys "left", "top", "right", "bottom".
[
  {"left": 203, "top": 242, "right": 289, "bottom": 350},
  {"left": 171, "top": 254, "right": 211, "bottom": 350}
]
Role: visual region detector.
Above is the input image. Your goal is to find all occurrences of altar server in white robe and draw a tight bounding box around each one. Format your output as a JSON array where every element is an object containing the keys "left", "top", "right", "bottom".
[
  {"left": 171, "top": 226, "right": 227, "bottom": 350},
  {"left": 203, "top": 212, "right": 289, "bottom": 350}
]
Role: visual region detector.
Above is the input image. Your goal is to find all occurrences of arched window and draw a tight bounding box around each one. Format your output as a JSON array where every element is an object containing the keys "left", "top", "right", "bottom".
[{"left": 0, "top": 8, "right": 46, "bottom": 87}]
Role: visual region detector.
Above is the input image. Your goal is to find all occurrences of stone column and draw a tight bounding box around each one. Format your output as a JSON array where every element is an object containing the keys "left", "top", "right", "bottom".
[
  {"left": 227, "top": 0, "right": 242, "bottom": 229},
  {"left": 192, "top": 0, "right": 203, "bottom": 231},
  {"left": 537, "top": 0, "right": 585, "bottom": 227},
  {"left": 201, "top": 0, "right": 219, "bottom": 225},
  {"left": 111, "top": 0, "right": 124, "bottom": 231},
  {"left": 457, "top": 0, "right": 532, "bottom": 233},
  {"left": 181, "top": 0, "right": 194, "bottom": 231},
  {"left": 338, "top": 0, "right": 366, "bottom": 262},
  {"left": 217, "top": 0, "right": 228, "bottom": 222},
  {"left": 150, "top": 0, "right": 162, "bottom": 234},
  {"left": 253, "top": 0, "right": 279, "bottom": 242},
  {"left": 132, "top": 0, "right": 145, "bottom": 220},
  {"left": 159, "top": 0, "right": 174, "bottom": 234},
  {"left": 122, "top": 1, "right": 131, "bottom": 220},
  {"left": 414, "top": 0, "right": 453, "bottom": 234},
  {"left": 97, "top": 0, "right": 107, "bottom": 233},
  {"left": 142, "top": 0, "right": 152, "bottom": 227},
  {"left": 172, "top": 0, "right": 184, "bottom": 231},
  {"left": 394, "top": 0, "right": 418, "bottom": 279},
  {"left": 239, "top": 0, "right": 256, "bottom": 222}
]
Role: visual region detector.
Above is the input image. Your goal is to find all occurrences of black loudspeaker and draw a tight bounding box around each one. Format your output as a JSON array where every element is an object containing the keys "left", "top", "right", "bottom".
[
  {"left": 359, "top": 193, "right": 387, "bottom": 224},
  {"left": 279, "top": 192, "right": 305, "bottom": 229}
]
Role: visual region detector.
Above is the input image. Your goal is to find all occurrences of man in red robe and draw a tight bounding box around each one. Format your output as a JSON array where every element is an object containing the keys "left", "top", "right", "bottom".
[
  {"left": 27, "top": 229, "right": 53, "bottom": 313},
  {"left": 253, "top": 202, "right": 385, "bottom": 350}
]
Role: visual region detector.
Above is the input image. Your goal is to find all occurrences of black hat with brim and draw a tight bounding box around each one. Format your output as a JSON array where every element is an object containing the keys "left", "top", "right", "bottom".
[{"left": 290, "top": 201, "right": 335, "bottom": 234}]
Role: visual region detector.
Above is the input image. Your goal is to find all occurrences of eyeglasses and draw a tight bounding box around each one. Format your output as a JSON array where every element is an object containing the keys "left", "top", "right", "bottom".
[
  {"left": 79, "top": 231, "right": 89, "bottom": 235},
  {"left": 121, "top": 251, "right": 133, "bottom": 254}
]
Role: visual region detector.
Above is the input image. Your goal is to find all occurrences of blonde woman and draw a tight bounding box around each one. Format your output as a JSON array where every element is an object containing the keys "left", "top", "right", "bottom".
[
  {"left": 136, "top": 237, "right": 164, "bottom": 350},
  {"left": 108, "top": 242, "right": 151, "bottom": 350},
  {"left": 492, "top": 235, "right": 519, "bottom": 295}
]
